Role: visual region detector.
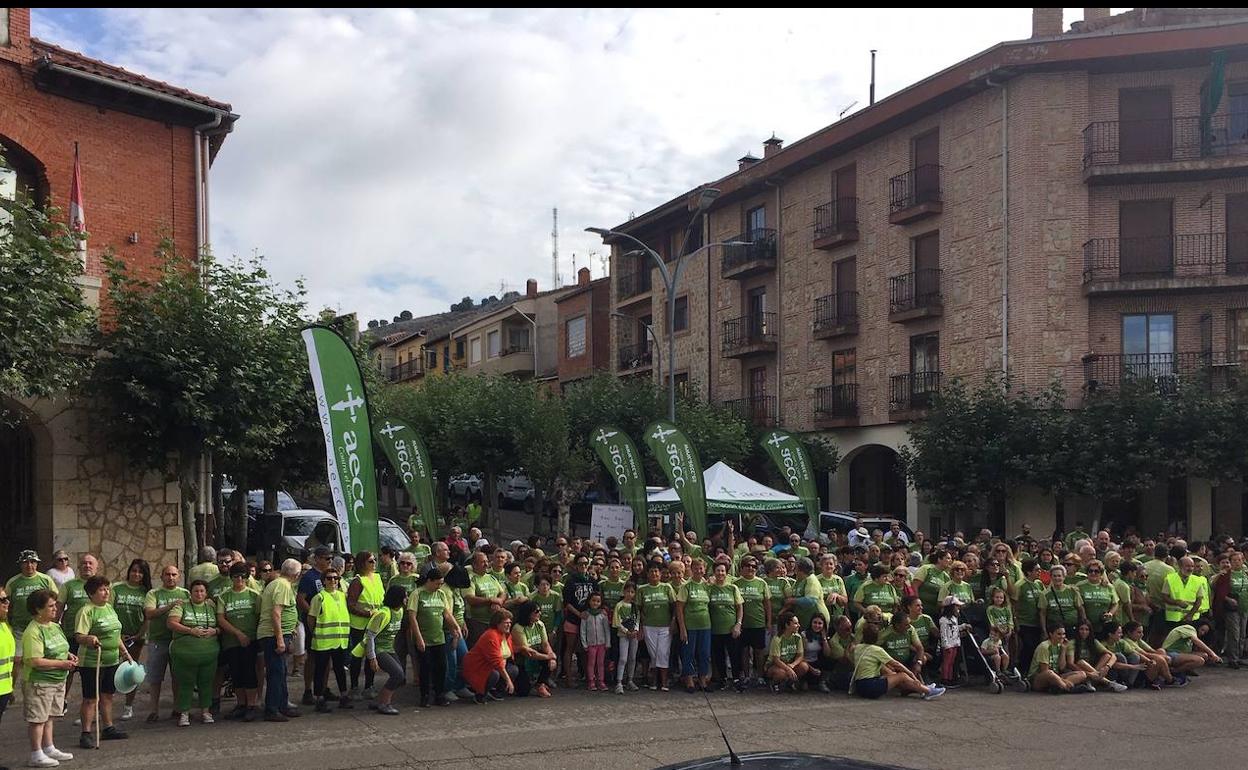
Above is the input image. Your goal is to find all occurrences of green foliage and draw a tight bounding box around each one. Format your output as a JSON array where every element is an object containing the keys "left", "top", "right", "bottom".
[{"left": 0, "top": 174, "right": 94, "bottom": 410}]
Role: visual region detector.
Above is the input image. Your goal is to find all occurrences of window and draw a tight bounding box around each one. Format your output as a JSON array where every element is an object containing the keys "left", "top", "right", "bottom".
[
  {"left": 442, "top": 344, "right": 450, "bottom": 373},
  {"left": 455, "top": 339, "right": 465, "bottom": 359},
  {"left": 566, "top": 316, "right": 586, "bottom": 358},
  {"left": 469, "top": 336, "right": 482, "bottom": 364},
  {"left": 1121, "top": 314, "right": 1174, "bottom": 357},
  {"left": 1119, "top": 200, "right": 1173, "bottom": 277},
  {"left": 910, "top": 333, "right": 939, "bottom": 374},
  {"left": 746, "top": 206, "right": 766, "bottom": 238},
  {"left": 683, "top": 221, "right": 703, "bottom": 255},
  {"left": 1118, "top": 88, "right": 1172, "bottom": 162},
  {"left": 0, "top": 9, "right": 9, "bottom": 47},
  {"left": 832, "top": 349, "right": 856, "bottom": 384},
  {"left": 487, "top": 330, "right": 500, "bottom": 358},
  {"left": 749, "top": 367, "right": 767, "bottom": 399},
  {"left": 1232, "top": 310, "right": 1248, "bottom": 355},
  {"left": 508, "top": 327, "right": 529, "bottom": 353},
  {"left": 673, "top": 296, "right": 688, "bottom": 332},
  {"left": 425, "top": 349, "right": 437, "bottom": 370},
  {"left": 674, "top": 372, "right": 690, "bottom": 396},
  {"left": 1230, "top": 82, "right": 1248, "bottom": 144}
]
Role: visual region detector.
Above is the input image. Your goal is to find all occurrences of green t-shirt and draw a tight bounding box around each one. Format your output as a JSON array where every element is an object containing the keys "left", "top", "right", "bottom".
[
  {"left": 937, "top": 580, "right": 974, "bottom": 606},
  {"left": 143, "top": 586, "right": 190, "bottom": 642},
  {"left": 531, "top": 590, "right": 559, "bottom": 630},
  {"left": 408, "top": 585, "right": 451, "bottom": 646},
  {"left": 1111, "top": 579, "right": 1134, "bottom": 624},
  {"left": 677, "top": 579, "right": 712, "bottom": 631},
  {"left": 764, "top": 577, "right": 793, "bottom": 610},
  {"left": 4, "top": 572, "right": 57, "bottom": 632},
  {"left": 216, "top": 587, "right": 261, "bottom": 649},
  {"left": 503, "top": 579, "right": 529, "bottom": 601},
  {"left": 794, "top": 574, "right": 830, "bottom": 628},
  {"left": 599, "top": 578, "right": 626, "bottom": 611},
  {"left": 637, "top": 583, "right": 676, "bottom": 627},
  {"left": 986, "top": 604, "right": 1014, "bottom": 632},
  {"left": 389, "top": 574, "right": 419, "bottom": 597},
  {"left": 1040, "top": 585, "right": 1083, "bottom": 629},
  {"left": 877, "top": 624, "right": 920, "bottom": 663},
  {"left": 707, "top": 582, "right": 743, "bottom": 635},
  {"left": 851, "top": 643, "right": 894, "bottom": 680},
  {"left": 1078, "top": 582, "right": 1116, "bottom": 628},
  {"left": 1028, "top": 639, "right": 1063, "bottom": 678},
  {"left": 1162, "top": 624, "right": 1197, "bottom": 654},
  {"left": 854, "top": 580, "right": 899, "bottom": 613},
  {"left": 21, "top": 622, "right": 69, "bottom": 684},
  {"left": 910, "top": 613, "right": 937, "bottom": 648},
  {"left": 451, "top": 587, "right": 466, "bottom": 627},
  {"left": 769, "top": 631, "right": 803, "bottom": 664},
  {"left": 1229, "top": 569, "right": 1248, "bottom": 606},
  {"left": 612, "top": 601, "right": 638, "bottom": 634},
  {"left": 74, "top": 602, "right": 122, "bottom": 667},
  {"left": 467, "top": 572, "right": 504, "bottom": 623},
  {"left": 406, "top": 542, "right": 433, "bottom": 561},
  {"left": 518, "top": 620, "right": 547, "bottom": 652},
  {"left": 110, "top": 582, "right": 148, "bottom": 638},
  {"left": 58, "top": 578, "right": 91, "bottom": 637},
  {"left": 914, "top": 564, "right": 949, "bottom": 611},
  {"left": 818, "top": 574, "right": 848, "bottom": 619},
  {"left": 207, "top": 574, "right": 233, "bottom": 602},
  {"left": 734, "top": 576, "right": 770, "bottom": 629},
  {"left": 1014, "top": 579, "right": 1045, "bottom": 627},
  {"left": 367, "top": 607, "right": 402, "bottom": 655},
  {"left": 257, "top": 577, "right": 297, "bottom": 639},
  {"left": 169, "top": 599, "right": 218, "bottom": 640}
]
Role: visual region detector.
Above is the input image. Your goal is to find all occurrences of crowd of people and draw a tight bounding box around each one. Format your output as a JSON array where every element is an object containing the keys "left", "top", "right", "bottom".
[{"left": 0, "top": 515, "right": 1242, "bottom": 768}]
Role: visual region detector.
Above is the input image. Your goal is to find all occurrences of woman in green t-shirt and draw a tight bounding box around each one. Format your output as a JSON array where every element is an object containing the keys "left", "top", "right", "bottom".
[
  {"left": 1028, "top": 626, "right": 1091, "bottom": 693},
  {"left": 355, "top": 585, "right": 408, "bottom": 715},
  {"left": 510, "top": 600, "right": 556, "bottom": 698},
  {"left": 912, "top": 550, "right": 952, "bottom": 615},
  {"left": 215, "top": 563, "right": 262, "bottom": 720},
  {"left": 1076, "top": 560, "right": 1118, "bottom": 632},
  {"left": 21, "top": 588, "right": 76, "bottom": 765},
  {"left": 1069, "top": 620, "right": 1126, "bottom": 691},
  {"left": 74, "top": 576, "right": 127, "bottom": 747},
  {"left": 111, "top": 558, "right": 151, "bottom": 721},
  {"left": 637, "top": 565, "right": 675, "bottom": 692},
  {"left": 1040, "top": 565, "right": 1086, "bottom": 636},
  {"left": 408, "top": 568, "right": 459, "bottom": 707},
  {"left": 767, "top": 612, "right": 810, "bottom": 691},
  {"left": 168, "top": 580, "right": 220, "bottom": 726},
  {"left": 850, "top": 624, "right": 943, "bottom": 700}
]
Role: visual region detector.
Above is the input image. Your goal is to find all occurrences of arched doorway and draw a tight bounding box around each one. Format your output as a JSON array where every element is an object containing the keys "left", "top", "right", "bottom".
[
  {"left": 848, "top": 445, "right": 907, "bottom": 519},
  {"left": 0, "top": 415, "right": 38, "bottom": 569}
]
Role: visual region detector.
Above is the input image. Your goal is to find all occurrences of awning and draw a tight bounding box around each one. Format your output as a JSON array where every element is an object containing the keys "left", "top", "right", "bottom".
[{"left": 647, "top": 461, "right": 807, "bottom": 513}]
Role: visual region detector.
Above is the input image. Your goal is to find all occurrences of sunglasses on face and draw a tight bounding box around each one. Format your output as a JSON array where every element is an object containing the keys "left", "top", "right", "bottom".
[
  {"left": 0, "top": 596, "right": 10, "bottom": 604},
  {"left": 261, "top": 567, "right": 273, "bottom": 572},
  {"left": 55, "top": 557, "right": 70, "bottom": 562},
  {"left": 324, "top": 576, "right": 340, "bottom": 582},
  {"left": 1087, "top": 568, "right": 1102, "bottom": 574}
]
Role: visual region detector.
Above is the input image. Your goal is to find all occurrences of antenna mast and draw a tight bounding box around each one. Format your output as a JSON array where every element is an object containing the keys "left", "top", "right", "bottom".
[{"left": 552, "top": 207, "right": 559, "bottom": 288}]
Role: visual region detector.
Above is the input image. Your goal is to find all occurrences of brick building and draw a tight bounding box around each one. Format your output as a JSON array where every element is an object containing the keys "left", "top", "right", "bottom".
[
  {"left": 555, "top": 268, "right": 610, "bottom": 386},
  {"left": 604, "top": 8, "right": 1248, "bottom": 539},
  {"left": 0, "top": 8, "right": 237, "bottom": 572}
]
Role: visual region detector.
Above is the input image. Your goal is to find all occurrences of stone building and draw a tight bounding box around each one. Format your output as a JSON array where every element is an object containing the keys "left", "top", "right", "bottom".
[
  {"left": 0, "top": 8, "right": 237, "bottom": 573},
  {"left": 604, "top": 8, "right": 1248, "bottom": 539}
]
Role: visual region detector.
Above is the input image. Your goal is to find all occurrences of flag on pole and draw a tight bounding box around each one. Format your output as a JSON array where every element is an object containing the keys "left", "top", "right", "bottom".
[{"left": 70, "top": 142, "right": 86, "bottom": 263}]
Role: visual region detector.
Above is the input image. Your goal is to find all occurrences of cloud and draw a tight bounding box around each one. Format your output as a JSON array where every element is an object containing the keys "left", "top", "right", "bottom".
[{"left": 30, "top": 8, "right": 1113, "bottom": 323}]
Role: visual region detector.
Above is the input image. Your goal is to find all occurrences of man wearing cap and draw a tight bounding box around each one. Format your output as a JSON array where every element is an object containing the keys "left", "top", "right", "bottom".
[
  {"left": 5, "top": 551, "right": 57, "bottom": 681},
  {"left": 847, "top": 518, "right": 870, "bottom": 549}
]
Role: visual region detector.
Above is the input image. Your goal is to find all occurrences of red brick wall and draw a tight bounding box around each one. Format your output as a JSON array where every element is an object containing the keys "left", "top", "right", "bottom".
[
  {"left": 0, "top": 28, "right": 200, "bottom": 303},
  {"left": 557, "top": 279, "right": 611, "bottom": 383}
]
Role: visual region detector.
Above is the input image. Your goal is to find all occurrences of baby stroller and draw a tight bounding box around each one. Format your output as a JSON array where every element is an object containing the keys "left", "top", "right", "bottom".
[{"left": 963, "top": 629, "right": 1028, "bottom": 694}]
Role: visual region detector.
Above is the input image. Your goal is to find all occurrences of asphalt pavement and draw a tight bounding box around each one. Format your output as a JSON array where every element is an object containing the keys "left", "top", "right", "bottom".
[{"left": 4, "top": 667, "right": 1245, "bottom": 770}]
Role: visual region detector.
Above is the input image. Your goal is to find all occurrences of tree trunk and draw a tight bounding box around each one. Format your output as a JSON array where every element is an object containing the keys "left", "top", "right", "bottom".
[
  {"left": 483, "top": 471, "right": 498, "bottom": 533},
  {"left": 436, "top": 473, "right": 450, "bottom": 533},
  {"left": 557, "top": 496, "right": 571, "bottom": 538},
  {"left": 532, "top": 489, "right": 545, "bottom": 536},
  {"left": 212, "top": 471, "right": 225, "bottom": 547},
  {"left": 386, "top": 473, "right": 398, "bottom": 518},
  {"left": 263, "top": 476, "right": 279, "bottom": 563},
  {"left": 232, "top": 475, "right": 249, "bottom": 554},
  {"left": 178, "top": 452, "right": 199, "bottom": 578}
]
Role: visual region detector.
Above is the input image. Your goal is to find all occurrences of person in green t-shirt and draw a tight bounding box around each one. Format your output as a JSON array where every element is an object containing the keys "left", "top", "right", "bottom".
[
  {"left": 733, "top": 557, "right": 771, "bottom": 686},
  {"left": 111, "top": 559, "right": 151, "bottom": 720},
  {"left": 912, "top": 551, "right": 952, "bottom": 615},
  {"left": 853, "top": 564, "right": 899, "bottom": 617},
  {"left": 57, "top": 552, "right": 99, "bottom": 700},
  {"left": 73, "top": 575, "right": 127, "bottom": 747},
  {"left": 1224, "top": 550, "right": 1248, "bottom": 665},
  {"left": 878, "top": 611, "right": 924, "bottom": 678},
  {"left": 677, "top": 560, "right": 713, "bottom": 691},
  {"left": 786, "top": 558, "right": 830, "bottom": 632},
  {"left": 167, "top": 579, "right": 221, "bottom": 725},
  {"left": 707, "top": 563, "right": 743, "bottom": 689},
  {"left": 850, "top": 624, "right": 942, "bottom": 700},
  {"left": 936, "top": 561, "right": 975, "bottom": 608},
  {"left": 1039, "top": 565, "right": 1085, "bottom": 636},
  {"left": 215, "top": 562, "right": 262, "bottom": 719},
  {"left": 510, "top": 599, "right": 556, "bottom": 699},
  {"left": 21, "top": 587, "right": 76, "bottom": 762},
  {"left": 407, "top": 568, "right": 459, "bottom": 707},
  {"left": 1122, "top": 620, "right": 1174, "bottom": 686},
  {"left": 259, "top": 559, "right": 301, "bottom": 719},
  {"left": 767, "top": 612, "right": 810, "bottom": 691},
  {"left": 1028, "top": 626, "right": 1091, "bottom": 693},
  {"left": 1162, "top": 621, "right": 1221, "bottom": 680},
  {"left": 142, "top": 564, "right": 189, "bottom": 722},
  {"left": 1076, "top": 560, "right": 1119, "bottom": 632},
  {"left": 637, "top": 565, "right": 676, "bottom": 691},
  {"left": 6, "top": 550, "right": 58, "bottom": 655},
  {"left": 598, "top": 559, "right": 626, "bottom": 614},
  {"left": 612, "top": 582, "right": 641, "bottom": 693},
  {"left": 353, "top": 585, "right": 408, "bottom": 715}
]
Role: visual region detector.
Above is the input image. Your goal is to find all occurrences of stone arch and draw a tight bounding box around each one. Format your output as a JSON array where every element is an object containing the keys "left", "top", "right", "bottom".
[
  {"left": 0, "top": 131, "right": 51, "bottom": 203},
  {"left": 841, "top": 444, "right": 907, "bottom": 520},
  {"left": 0, "top": 398, "right": 54, "bottom": 571}
]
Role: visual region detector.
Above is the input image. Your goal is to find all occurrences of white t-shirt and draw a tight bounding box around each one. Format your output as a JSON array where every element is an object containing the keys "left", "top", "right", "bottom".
[{"left": 46, "top": 566, "right": 75, "bottom": 588}]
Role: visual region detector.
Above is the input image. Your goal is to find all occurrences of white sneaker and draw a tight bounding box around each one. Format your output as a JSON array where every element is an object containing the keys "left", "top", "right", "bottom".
[
  {"left": 44, "top": 749, "right": 73, "bottom": 762},
  {"left": 201, "top": 712, "right": 215, "bottom": 724},
  {"left": 455, "top": 687, "right": 474, "bottom": 700},
  {"left": 27, "top": 755, "right": 58, "bottom": 768},
  {"left": 614, "top": 683, "right": 624, "bottom": 694},
  {"left": 177, "top": 713, "right": 190, "bottom": 727},
  {"left": 1107, "top": 681, "right": 1128, "bottom": 693},
  {"left": 71, "top": 718, "right": 80, "bottom": 727},
  {"left": 443, "top": 691, "right": 458, "bottom": 702},
  {"left": 120, "top": 706, "right": 134, "bottom": 721},
  {"left": 626, "top": 681, "right": 640, "bottom": 691}
]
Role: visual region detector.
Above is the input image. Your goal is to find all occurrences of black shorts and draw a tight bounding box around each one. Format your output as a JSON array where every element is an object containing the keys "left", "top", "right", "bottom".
[
  {"left": 739, "top": 627, "right": 766, "bottom": 650},
  {"left": 123, "top": 637, "right": 145, "bottom": 659},
  {"left": 854, "top": 676, "right": 888, "bottom": 699},
  {"left": 81, "top": 664, "right": 118, "bottom": 699},
  {"left": 0, "top": 692, "right": 10, "bottom": 723},
  {"left": 228, "top": 643, "right": 260, "bottom": 689}
]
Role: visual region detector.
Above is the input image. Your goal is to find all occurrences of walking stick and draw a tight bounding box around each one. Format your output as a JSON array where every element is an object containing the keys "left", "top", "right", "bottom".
[{"left": 94, "top": 654, "right": 101, "bottom": 749}]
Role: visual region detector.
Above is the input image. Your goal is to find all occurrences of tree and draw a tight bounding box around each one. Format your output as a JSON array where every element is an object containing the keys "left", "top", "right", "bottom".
[
  {"left": 399, "top": 310, "right": 413, "bottom": 321},
  {"left": 91, "top": 245, "right": 309, "bottom": 569},
  {"left": 450, "top": 297, "right": 474, "bottom": 312},
  {"left": 513, "top": 385, "right": 592, "bottom": 534},
  {"left": 0, "top": 165, "right": 94, "bottom": 416}
]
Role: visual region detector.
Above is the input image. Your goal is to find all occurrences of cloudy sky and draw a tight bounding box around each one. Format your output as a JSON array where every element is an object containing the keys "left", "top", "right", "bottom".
[{"left": 33, "top": 8, "right": 1119, "bottom": 325}]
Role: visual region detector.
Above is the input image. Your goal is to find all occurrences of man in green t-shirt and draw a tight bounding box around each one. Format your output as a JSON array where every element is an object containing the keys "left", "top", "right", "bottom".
[
  {"left": 464, "top": 552, "right": 504, "bottom": 646},
  {"left": 258, "top": 559, "right": 301, "bottom": 720},
  {"left": 1161, "top": 622, "right": 1220, "bottom": 682},
  {"left": 1225, "top": 551, "right": 1248, "bottom": 666},
  {"left": 6, "top": 550, "right": 58, "bottom": 677},
  {"left": 142, "top": 564, "right": 189, "bottom": 722}
]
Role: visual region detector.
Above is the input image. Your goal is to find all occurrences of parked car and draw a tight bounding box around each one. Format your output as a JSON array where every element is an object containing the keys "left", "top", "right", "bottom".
[
  {"left": 223, "top": 488, "right": 302, "bottom": 553},
  {"left": 279, "top": 512, "right": 413, "bottom": 563},
  {"left": 449, "top": 473, "right": 482, "bottom": 499},
  {"left": 497, "top": 471, "right": 535, "bottom": 509}
]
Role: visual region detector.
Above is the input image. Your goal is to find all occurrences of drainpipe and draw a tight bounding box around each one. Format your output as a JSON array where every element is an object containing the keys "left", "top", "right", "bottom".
[
  {"left": 765, "top": 180, "right": 783, "bottom": 425},
  {"left": 986, "top": 75, "right": 1009, "bottom": 384}
]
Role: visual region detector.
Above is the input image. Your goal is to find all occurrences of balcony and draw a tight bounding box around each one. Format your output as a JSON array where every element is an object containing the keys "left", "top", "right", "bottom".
[
  {"left": 890, "top": 372, "right": 941, "bottom": 418},
  {"left": 616, "top": 270, "right": 652, "bottom": 302},
  {"left": 1081, "top": 113, "right": 1248, "bottom": 184},
  {"left": 812, "top": 292, "right": 858, "bottom": 339},
  {"left": 721, "top": 312, "right": 777, "bottom": 358},
  {"left": 1082, "top": 234, "right": 1248, "bottom": 295},
  {"left": 888, "top": 268, "right": 942, "bottom": 322},
  {"left": 814, "top": 384, "right": 859, "bottom": 428},
  {"left": 1083, "top": 351, "right": 1246, "bottom": 396},
  {"left": 501, "top": 340, "right": 531, "bottom": 357},
  {"left": 888, "top": 165, "right": 942, "bottom": 224},
  {"left": 724, "top": 395, "right": 777, "bottom": 427},
  {"left": 722, "top": 228, "right": 778, "bottom": 279},
  {"left": 617, "top": 341, "right": 653, "bottom": 373},
  {"left": 389, "top": 359, "right": 424, "bottom": 383},
  {"left": 813, "top": 198, "right": 859, "bottom": 250}
]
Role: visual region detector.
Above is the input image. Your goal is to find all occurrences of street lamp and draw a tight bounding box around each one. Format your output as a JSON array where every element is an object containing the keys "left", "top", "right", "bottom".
[
  {"left": 589, "top": 188, "right": 746, "bottom": 422},
  {"left": 610, "top": 310, "right": 660, "bottom": 383}
]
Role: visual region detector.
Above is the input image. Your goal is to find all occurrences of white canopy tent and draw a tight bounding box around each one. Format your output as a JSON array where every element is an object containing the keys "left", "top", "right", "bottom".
[{"left": 647, "top": 461, "right": 806, "bottom": 513}]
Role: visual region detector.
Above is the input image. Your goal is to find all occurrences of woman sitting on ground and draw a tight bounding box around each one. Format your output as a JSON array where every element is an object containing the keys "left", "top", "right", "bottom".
[
  {"left": 1069, "top": 620, "right": 1127, "bottom": 692},
  {"left": 766, "top": 612, "right": 813, "bottom": 692},
  {"left": 1120, "top": 621, "right": 1174, "bottom": 687},
  {"left": 850, "top": 625, "right": 944, "bottom": 700},
  {"left": 1161, "top": 620, "right": 1221, "bottom": 685},
  {"left": 1028, "top": 626, "right": 1092, "bottom": 693},
  {"left": 462, "top": 609, "right": 516, "bottom": 703}
]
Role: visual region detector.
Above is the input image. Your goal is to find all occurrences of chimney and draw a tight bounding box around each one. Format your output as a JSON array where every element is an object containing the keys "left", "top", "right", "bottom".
[
  {"left": 577, "top": 267, "right": 591, "bottom": 287},
  {"left": 737, "top": 153, "right": 761, "bottom": 171},
  {"left": 1032, "top": 7, "right": 1063, "bottom": 37},
  {"left": 1083, "top": 7, "right": 1109, "bottom": 24},
  {"left": 763, "top": 135, "right": 784, "bottom": 158},
  {"left": 525, "top": 278, "right": 538, "bottom": 298}
]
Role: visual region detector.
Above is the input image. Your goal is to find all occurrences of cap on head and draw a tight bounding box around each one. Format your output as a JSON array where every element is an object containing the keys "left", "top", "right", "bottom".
[{"left": 18, "top": 549, "right": 39, "bottom": 564}]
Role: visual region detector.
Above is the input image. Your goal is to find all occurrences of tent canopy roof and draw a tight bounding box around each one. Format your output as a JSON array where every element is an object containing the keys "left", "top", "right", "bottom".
[{"left": 647, "top": 461, "right": 806, "bottom": 513}]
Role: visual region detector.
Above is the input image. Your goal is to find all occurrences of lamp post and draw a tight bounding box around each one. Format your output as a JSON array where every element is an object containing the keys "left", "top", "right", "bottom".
[
  {"left": 589, "top": 188, "right": 744, "bottom": 422},
  {"left": 610, "top": 311, "right": 660, "bottom": 383}
]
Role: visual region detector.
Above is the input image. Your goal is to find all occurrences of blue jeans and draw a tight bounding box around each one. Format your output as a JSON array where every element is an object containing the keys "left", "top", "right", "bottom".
[
  {"left": 444, "top": 635, "right": 468, "bottom": 692},
  {"left": 682, "top": 629, "right": 711, "bottom": 677},
  {"left": 262, "top": 634, "right": 291, "bottom": 714}
]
